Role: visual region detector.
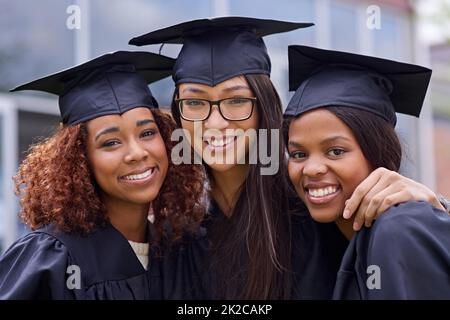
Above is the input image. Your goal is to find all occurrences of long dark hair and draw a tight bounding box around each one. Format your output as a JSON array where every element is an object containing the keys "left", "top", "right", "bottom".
[
  {"left": 171, "top": 74, "right": 293, "bottom": 299},
  {"left": 283, "top": 106, "right": 402, "bottom": 172}
]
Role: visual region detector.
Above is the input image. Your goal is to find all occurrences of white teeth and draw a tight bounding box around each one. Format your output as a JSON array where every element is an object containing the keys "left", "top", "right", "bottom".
[
  {"left": 122, "top": 168, "right": 153, "bottom": 181},
  {"left": 206, "top": 136, "right": 235, "bottom": 147},
  {"left": 308, "top": 186, "right": 338, "bottom": 198}
]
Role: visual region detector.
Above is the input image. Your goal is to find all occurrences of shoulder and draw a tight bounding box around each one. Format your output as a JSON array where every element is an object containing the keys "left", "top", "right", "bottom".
[
  {"left": 2, "top": 227, "right": 68, "bottom": 257},
  {"left": 367, "top": 201, "right": 450, "bottom": 256},
  {"left": 0, "top": 226, "right": 71, "bottom": 272},
  {"left": 0, "top": 228, "right": 72, "bottom": 299},
  {"left": 358, "top": 201, "right": 450, "bottom": 299},
  {"left": 371, "top": 201, "right": 448, "bottom": 237}
]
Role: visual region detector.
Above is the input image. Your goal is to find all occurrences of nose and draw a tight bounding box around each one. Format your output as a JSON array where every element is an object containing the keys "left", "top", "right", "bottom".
[
  {"left": 124, "top": 139, "right": 149, "bottom": 163},
  {"left": 204, "top": 104, "right": 229, "bottom": 130},
  {"left": 302, "top": 156, "right": 327, "bottom": 177}
]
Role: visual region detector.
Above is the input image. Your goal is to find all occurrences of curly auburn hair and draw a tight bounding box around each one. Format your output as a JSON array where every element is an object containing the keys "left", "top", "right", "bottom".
[{"left": 14, "top": 108, "right": 206, "bottom": 243}]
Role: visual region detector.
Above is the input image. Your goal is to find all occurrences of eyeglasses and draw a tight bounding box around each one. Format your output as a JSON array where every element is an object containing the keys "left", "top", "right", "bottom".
[{"left": 175, "top": 97, "right": 256, "bottom": 121}]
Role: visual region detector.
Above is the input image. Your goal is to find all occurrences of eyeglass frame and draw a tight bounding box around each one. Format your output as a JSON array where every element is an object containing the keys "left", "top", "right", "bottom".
[{"left": 175, "top": 97, "right": 257, "bottom": 121}]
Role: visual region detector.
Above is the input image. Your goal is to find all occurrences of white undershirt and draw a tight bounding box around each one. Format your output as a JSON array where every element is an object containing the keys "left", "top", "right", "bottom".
[{"left": 128, "top": 240, "right": 149, "bottom": 270}]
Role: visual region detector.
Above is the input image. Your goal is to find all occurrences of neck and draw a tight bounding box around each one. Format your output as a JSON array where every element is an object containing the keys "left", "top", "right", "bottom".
[
  {"left": 335, "top": 215, "right": 355, "bottom": 241},
  {"left": 102, "top": 195, "right": 149, "bottom": 243},
  {"left": 210, "top": 164, "right": 249, "bottom": 217}
]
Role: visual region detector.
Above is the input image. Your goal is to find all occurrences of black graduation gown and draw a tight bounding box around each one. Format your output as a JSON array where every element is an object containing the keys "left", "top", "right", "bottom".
[
  {"left": 156, "top": 226, "right": 211, "bottom": 299},
  {"left": 165, "top": 198, "right": 348, "bottom": 299},
  {"left": 0, "top": 223, "right": 161, "bottom": 299},
  {"left": 290, "top": 205, "right": 349, "bottom": 299},
  {"left": 333, "top": 201, "right": 450, "bottom": 299}
]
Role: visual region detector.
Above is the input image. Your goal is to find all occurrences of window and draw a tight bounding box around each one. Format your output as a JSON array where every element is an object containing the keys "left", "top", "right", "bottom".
[
  {"left": 373, "top": 12, "right": 401, "bottom": 60},
  {"left": 229, "top": 0, "right": 315, "bottom": 105},
  {"left": 0, "top": 0, "right": 74, "bottom": 92},
  {"left": 89, "top": 0, "right": 214, "bottom": 107},
  {"left": 330, "top": 2, "right": 357, "bottom": 52}
]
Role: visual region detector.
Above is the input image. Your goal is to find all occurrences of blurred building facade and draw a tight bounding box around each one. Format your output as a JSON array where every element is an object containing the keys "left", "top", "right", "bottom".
[
  {"left": 430, "top": 43, "right": 450, "bottom": 196},
  {"left": 0, "top": 0, "right": 441, "bottom": 251}
]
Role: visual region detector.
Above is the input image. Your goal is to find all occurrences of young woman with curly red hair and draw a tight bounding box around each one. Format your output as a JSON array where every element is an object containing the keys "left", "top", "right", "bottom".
[{"left": 0, "top": 51, "right": 206, "bottom": 299}]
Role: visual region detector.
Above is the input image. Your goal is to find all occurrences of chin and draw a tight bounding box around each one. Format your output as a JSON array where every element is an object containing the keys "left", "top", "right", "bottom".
[
  {"left": 131, "top": 188, "right": 162, "bottom": 204},
  {"left": 130, "top": 194, "right": 158, "bottom": 204},
  {"left": 306, "top": 206, "right": 342, "bottom": 223},
  {"left": 206, "top": 161, "right": 239, "bottom": 172}
]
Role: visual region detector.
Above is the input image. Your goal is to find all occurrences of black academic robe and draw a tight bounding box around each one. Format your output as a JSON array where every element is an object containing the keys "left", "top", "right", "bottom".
[
  {"left": 290, "top": 208, "right": 349, "bottom": 299},
  {"left": 156, "top": 227, "right": 211, "bottom": 299},
  {"left": 333, "top": 201, "right": 450, "bottom": 299},
  {"left": 166, "top": 198, "right": 348, "bottom": 300},
  {"left": 0, "top": 223, "right": 161, "bottom": 299}
]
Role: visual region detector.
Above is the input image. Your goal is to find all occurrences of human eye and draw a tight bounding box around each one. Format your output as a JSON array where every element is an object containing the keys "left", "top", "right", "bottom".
[
  {"left": 185, "top": 99, "right": 207, "bottom": 107},
  {"left": 231, "top": 98, "right": 248, "bottom": 104},
  {"left": 102, "top": 140, "right": 121, "bottom": 148},
  {"left": 226, "top": 97, "right": 251, "bottom": 105},
  {"left": 141, "top": 129, "right": 157, "bottom": 138},
  {"left": 326, "top": 148, "right": 345, "bottom": 157},
  {"left": 289, "top": 150, "right": 307, "bottom": 159}
]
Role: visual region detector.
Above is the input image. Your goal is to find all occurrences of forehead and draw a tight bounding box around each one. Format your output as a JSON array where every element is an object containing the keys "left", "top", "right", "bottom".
[
  {"left": 178, "top": 76, "right": 251, "bottom": 94},
  {"left": 288, "top": 108, "right": 355, "bottom": 140},
  {"left": 86, "top": 107, "right": 155, "bottom": 130}
]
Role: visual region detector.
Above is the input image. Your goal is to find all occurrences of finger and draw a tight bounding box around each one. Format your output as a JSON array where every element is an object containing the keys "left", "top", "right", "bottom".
[
  {"left": 375, "top": 190, "right": 420, "bottom": 218},
  {"left": 363, "top": 186, "right": 400, "bottom": 227},
  {"left": 352, "top": 182, "right": 387, "bottom": 226},
  {"left": 368, "top": 177, "right": 434, "bottom": 221},
  {"left": 344, "top": 168, "right": 385, "bottom": 219},
  {"left": 351, "top": 170, "right": 400, "bottom": 228},
  {"left": 358, "top": 176, "right": 420, "bottom": 228}
]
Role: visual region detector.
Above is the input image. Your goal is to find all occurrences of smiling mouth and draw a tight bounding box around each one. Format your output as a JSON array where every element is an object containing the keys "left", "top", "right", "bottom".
[
  {"left": 304, "top": 185, "right": 341, "bottom": 205},
  {"left": 120, "top": 167, "right": 156, "bottom": 181},
  {"left": 307, "top": 186, "right": 338, "bottom": 198},
  {"left": 203, "top": 136, "right": 237, "bottom": 149}
]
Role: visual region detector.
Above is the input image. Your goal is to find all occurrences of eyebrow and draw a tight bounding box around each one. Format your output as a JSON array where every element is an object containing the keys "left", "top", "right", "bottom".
[
  {"left": 288, "top": 136, "right": 351, "bottom": 148},
  {"left": 288, "top": 141, "right": 303, "bottom": 149},
  {"left": 320, "top": 135, "right": 352, "bottom": 146},
  {"left": 222, "top": 85, "right": 251, "bottom": 93},
  {"left": 181, "top": 87, "right": 207, "bottom": 95},
  {"left": 136, "top": 119, "right": 155, "bottom": 127},
  {"left": 94, "top": 119, "right": 155, "bottom": 141},
  {"left": 180, "top": 85, "right": 251, "bottom": 96},
  {"left": 95, "top": 126, "right": 119, "bottom": 141}
]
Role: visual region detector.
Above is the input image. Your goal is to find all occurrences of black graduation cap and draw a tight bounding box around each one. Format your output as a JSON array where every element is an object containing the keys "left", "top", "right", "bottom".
[
  {"left": 10, "top": 51, "right": 175, "bottom": 125},
  {"left": 129, "top": 17, "right": 313, "bottom": 86},
  {"left": 285, "top": 45, "right": 432, "bottom": 126}
]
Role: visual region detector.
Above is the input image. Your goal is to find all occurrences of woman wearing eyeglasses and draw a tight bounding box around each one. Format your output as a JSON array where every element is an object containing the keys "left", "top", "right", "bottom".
[{"left": 129, "top": 17, "right": 450, "bottom": 299}]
